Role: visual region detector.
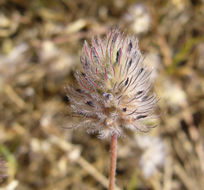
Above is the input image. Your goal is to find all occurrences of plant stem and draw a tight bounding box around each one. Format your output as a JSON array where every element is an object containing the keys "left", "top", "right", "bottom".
[{"left": 109, "top": 133, "right": 117, "bottom": 190}]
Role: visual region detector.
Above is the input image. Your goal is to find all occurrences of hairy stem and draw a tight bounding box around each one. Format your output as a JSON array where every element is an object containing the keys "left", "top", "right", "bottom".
[{"left": 109, "top": 133, "right": 117, "bottom": 190}]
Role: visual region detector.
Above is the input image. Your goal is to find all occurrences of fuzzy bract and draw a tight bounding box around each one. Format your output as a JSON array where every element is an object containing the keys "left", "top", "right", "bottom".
[{"left": 67, "top": 29, "right": 158, "bottom": 139}]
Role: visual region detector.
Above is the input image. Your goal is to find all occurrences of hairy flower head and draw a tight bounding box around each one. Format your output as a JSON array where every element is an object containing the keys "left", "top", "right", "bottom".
[{"left": 67, "top": 29, "right": 158, "bottom": 139}]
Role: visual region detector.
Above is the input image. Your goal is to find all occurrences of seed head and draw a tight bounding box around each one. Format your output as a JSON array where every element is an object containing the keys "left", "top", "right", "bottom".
[{"left": 67, "top": 29, "right": 158, "bottom": 139}]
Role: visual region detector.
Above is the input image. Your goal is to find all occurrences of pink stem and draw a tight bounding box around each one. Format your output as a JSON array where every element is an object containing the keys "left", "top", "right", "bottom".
[{"left": 109, "top": 133, "right": 117, "bottom": 190}]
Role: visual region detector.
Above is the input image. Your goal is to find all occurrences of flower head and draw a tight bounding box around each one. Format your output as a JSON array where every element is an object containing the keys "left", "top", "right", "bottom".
[{"left": 67, "top": 29, "right": 158, "bottom": 138}]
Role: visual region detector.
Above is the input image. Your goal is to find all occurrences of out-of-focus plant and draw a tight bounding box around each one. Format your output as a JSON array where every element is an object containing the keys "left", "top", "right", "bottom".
[
  {"left": 0, "top": 155, "right": 7, "bottom": 182},
  {"left": 136, "top": 135, "right": 166, "bottom": 178}
]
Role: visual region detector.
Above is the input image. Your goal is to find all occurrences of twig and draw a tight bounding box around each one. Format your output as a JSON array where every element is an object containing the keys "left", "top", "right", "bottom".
[
  {"left": 49, "top": 135, "right": 121, "bottom": 190},
  {"left": 174, "top": 161, "right": 198, "bottom": 190},
  {"left": 4, "top": 84, "right": 26, "bottom": 109}
]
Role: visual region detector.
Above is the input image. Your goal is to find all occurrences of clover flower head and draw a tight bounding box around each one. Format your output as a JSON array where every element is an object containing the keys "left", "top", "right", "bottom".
[{"left": 67, "top": 29, "right": 158, "bottom": 139}]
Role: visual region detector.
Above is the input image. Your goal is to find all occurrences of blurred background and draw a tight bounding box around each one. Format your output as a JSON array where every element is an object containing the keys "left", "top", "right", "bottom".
[{"left": 0, "top": 0, "right": 204, "bottom": 189}]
